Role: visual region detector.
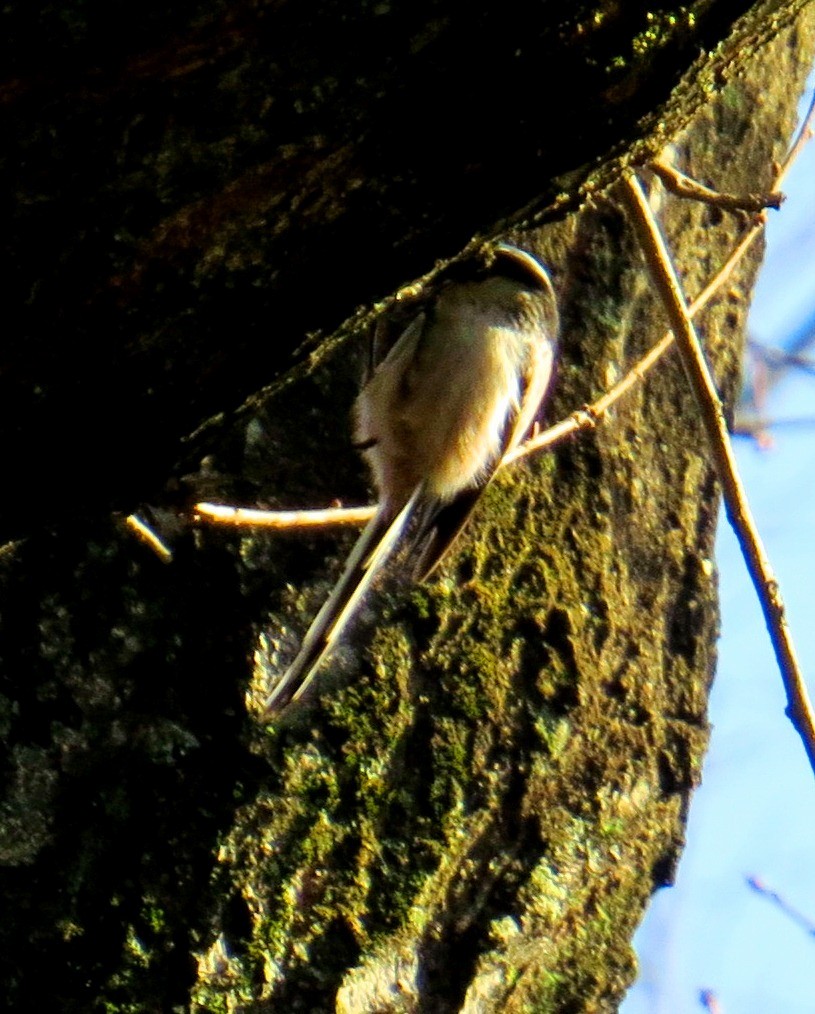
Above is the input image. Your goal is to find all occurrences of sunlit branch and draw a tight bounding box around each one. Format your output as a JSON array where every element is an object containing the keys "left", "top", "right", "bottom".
[
  {"left": 194, "top": 501, "right": 376, "bottom": 529},
  {"left": 650, "top": 158, "right": 783, "bottom": 213},
  {"left": 621, "top": 172, "right": 815, "bottom": 782},
  {"left": 124, "top": 513, "right": 174, "bottom": 563}
]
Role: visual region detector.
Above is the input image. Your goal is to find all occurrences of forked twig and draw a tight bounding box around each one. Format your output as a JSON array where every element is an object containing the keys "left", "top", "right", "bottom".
[
  {"left": 621, "top": 172, "right": 815, "bottom": 780},
  {"left": 513, "top": 86, "right": 815, "bottom": 464},
  {"left": 650, "top": 158, "right": 784, "bottom": 213},
  {"left": 504, "top": 220, "right": 767, "bottom": 465}
]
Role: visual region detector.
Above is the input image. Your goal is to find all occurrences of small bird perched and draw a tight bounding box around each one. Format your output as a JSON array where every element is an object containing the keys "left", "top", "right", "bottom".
[{"left": 262, "top": 243, "right": 559, "bottom": 717}]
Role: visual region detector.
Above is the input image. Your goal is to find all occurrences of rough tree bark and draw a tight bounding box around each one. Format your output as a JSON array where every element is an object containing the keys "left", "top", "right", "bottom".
[{"left": 1, "top": 2, "right": 813, "bottom": 1012}]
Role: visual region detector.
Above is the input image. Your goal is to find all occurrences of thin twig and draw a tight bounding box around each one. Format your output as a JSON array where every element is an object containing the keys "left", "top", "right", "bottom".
[
  {"left": 747, "top": 875, "right": 815, "bottom": 937},
  {"left": 621, "top": 172, "right": 815, "bottom": 781},
  {"left": 650, "top": 158, "right": 784, "bottom": 213},
  {"left": 505, "top": 222, "right": 767, "bottom": 466},
  {"left": 749, "top": 340, "right": 815, "bottom": 377},
  {"left": 782, "top": 85, "right": 815, "bottom": 175},
  {"left": 124, "top": 513, "right": 174, "bottom": 563},
  {"left": 542, "top": 86, "right": 815, "bottom": 453},
  {"left": 194, "top": 501, "right": 376, "bottom": 528}
]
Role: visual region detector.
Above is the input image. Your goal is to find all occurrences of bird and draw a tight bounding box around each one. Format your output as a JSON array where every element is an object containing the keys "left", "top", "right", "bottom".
[{"left": 261, "top": 243, "right": 559, "bottom": 717}]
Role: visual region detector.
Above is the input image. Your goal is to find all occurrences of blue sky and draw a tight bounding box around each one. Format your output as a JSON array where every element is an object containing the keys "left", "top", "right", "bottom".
[{"left": 622, "top": 73, "right": 815, "bottom": 1014}]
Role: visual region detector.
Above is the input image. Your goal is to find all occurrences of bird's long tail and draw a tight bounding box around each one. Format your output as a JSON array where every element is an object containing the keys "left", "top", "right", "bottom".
[{"left": 261, "top": 488, "right": 421, "bottom": 717}]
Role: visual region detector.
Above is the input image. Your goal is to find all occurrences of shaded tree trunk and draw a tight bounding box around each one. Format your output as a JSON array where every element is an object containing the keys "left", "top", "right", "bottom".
[{"left": 1, "top": 2, "right": 813, "bottom": 1011}]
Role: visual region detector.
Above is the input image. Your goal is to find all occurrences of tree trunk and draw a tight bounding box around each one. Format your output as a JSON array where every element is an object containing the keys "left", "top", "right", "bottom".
[{"left": 1, "top": 2, "right": 813, "bottom": 1012}]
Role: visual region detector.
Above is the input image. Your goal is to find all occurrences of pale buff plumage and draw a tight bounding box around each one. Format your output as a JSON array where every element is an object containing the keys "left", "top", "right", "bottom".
[{"left": 262, "top": 245, "right": 558, "bottom": 716}]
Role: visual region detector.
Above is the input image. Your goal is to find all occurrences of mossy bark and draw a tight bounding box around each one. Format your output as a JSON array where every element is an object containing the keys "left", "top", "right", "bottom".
[{"left": 1, "top": 2, "right": 814, "bottom": 1012}]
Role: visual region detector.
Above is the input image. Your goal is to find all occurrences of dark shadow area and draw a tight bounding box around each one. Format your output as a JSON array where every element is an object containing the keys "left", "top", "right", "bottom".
[{"left": 0, "top": 520, "right": 264, "bottom": 1011}]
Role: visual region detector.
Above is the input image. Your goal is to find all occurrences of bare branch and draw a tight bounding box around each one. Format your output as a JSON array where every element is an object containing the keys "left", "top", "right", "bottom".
[
  {"left": 194, "top": 501, "right": 376, "bottom": 529},
  {"left": 620, "top": 172, "right": 815, "bottom": 783},
  {"left": 650, "top": 159, "right": 784, "bottom": 213},
  {"left": 505, "top": 221, "right": 773, "bottom": 466},
  {"left": 124, "top": 514, "right": 173, "bottom": 563},
  {"left": 782, "top": 86, "right": 815, "bottom": 177}
]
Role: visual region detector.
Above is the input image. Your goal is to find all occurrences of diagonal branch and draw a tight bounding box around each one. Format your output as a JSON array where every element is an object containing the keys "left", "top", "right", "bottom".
[{"left": 620, "top": 172, "right": 815, "bottom": 782}]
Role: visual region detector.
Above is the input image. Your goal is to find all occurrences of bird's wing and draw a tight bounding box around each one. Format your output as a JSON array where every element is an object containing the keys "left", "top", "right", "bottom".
[
  {"left": 411, "top": 334, "right": 555, "bottom": 582},
  {"left": 261, "top": 487, "right": 422, "bottom": 716}
]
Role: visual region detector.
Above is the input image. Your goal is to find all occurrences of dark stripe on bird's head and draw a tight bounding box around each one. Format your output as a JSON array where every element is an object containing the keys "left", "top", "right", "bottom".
[
  {"left": 489, "top": 243, "right": 554, "bottom": 295},
  {"left": 436, "top": 244, "right": 554, "bottom": 296}
]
